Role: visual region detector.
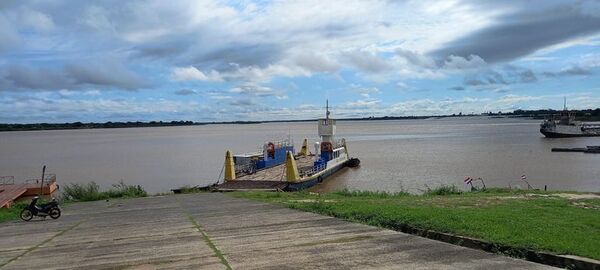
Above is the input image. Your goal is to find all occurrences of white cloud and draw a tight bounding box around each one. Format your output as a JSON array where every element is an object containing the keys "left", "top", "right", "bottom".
[
  {"left": 48, "top": 0, "right": 501, "bottom": 83},
  {"left": 350, "top": 86, "right": 380, "bottom": 99},
  {"left": 292, "top": 51, "right": 340, "bottom": 73},
  {"left": 18, "top": 8, "right": 55, "bottom": 31},
  {"left": 58, "top": 89, "right": 76, "bottom": 97},
  {"left": 346, "top": 98, "right": 381, "bottom": 108},
  {"left": 171, "top": 66, "right": 223, "bottom": 82},
  {"left": 396, "top": 82, "right": 410, "bottom": 91},
  {"left": 3, "top": 92, "right": 598, "bottom": 123},
  {"left": 492, "top": 94, "right": 542, "bottom": 105},
  {"left": 84, "top": 90, "right": 101, "bottom": 96},
  {"left": 0, "top": 95, "right": 205, "bottom": 122},
  {"left": 343, "top": 50, "right": 392, "bottom": 73},
  {"left": 228, "top": 83, "right": 287, "bottom": 99},
  {"left": 0, "top": 14, "right": 20, "bottom": 52},
  {"left": 1, "top": 1, "right": 599, "bottom": 122}
]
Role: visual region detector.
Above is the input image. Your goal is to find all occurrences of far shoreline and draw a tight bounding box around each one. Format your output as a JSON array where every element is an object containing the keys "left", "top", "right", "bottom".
[{"left": 2, "top": 108, "right": 599, "bottom": 132}]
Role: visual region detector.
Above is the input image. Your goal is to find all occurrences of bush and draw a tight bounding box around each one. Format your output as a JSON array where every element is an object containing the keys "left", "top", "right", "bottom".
[
  {"left": 62, "top": 181, "right": 147, "bottom": 202},
  {"left": 105, "top": 181, "right": 147, "bottom": 198},
  {"left": 424, "top": 184, "right": 462, "bottom": 196},
  {"left": 62, "top": 182, "right": 107, "bottom": 201}
]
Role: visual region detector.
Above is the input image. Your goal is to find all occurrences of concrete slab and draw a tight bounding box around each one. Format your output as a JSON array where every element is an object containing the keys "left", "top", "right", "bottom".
[
  {"left": 0, "top": 196, "right": 223, "bottom": 270},
  {"left": 180, "top": 193, "right": 555, "bottom": 270},
  {"left": 0, "top": 193, "right": 556, "bottom": 269}
]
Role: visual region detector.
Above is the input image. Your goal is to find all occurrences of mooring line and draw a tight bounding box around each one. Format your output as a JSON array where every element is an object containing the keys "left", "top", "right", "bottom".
[{"left": 0, "top": 219, "right": 86, "bottom": 268}]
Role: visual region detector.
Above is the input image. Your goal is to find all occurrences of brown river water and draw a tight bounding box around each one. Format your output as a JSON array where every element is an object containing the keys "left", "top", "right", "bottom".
[{"left": 1, "top": 117, "right": 599, "bottom": 194}]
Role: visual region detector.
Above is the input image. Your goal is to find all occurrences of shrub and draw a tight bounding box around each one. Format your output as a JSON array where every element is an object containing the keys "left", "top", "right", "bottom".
[
  {"left": 61, "top": 182, "right": 107, "bottom": 201},
  {"left": 105, "top": 181, "right": 147, "bottom": 198},
  {"left": 424, "top": 184, "right": 462, "bottom": 196},
  {"left": 62, "top": 181, "right": 147, "bottom": 202}
]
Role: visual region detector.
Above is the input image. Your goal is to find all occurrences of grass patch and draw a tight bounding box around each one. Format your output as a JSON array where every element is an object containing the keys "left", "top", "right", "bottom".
[
  {"left": 231, "top": 190, "right": 600, "bottom": 260},
  {"left": 334, "top": 188, "right": 410, "bottom": 198},
  {"left": 62, "top": 181, "right": 147, "bottom": 202},
  {"left": 0, "top": 202, "right": 28, "bottom": 223},
  {"left": 423, "top": 184, "right": 462, "bottom": 195}
]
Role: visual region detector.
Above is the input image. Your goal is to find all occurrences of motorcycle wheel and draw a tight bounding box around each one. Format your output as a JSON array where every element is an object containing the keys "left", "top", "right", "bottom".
[
  {"left": 20, "top": 209, "right": 33, "bottom": 221},
  {"left": 49, "top": 208, "right": 61, "bottom": 219}
]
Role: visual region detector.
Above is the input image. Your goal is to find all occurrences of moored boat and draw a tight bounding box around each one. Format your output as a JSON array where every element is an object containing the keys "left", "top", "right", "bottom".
[
  {"left": 540, "top": 99, "right": 600, "bottom": 138},
  {"left": 216, "top": 101, "right": 358, "bottom": 191}
]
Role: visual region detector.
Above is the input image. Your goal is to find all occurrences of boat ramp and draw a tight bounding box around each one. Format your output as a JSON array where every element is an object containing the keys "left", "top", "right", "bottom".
[{"left": 0, "top": 193, "right": 554, "bottom": 269}]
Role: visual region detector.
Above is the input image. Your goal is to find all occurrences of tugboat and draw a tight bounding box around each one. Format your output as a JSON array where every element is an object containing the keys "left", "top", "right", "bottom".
[
  {"left": 540, "top": 99, "right": 600, "bottom": 138},
  {"left": 216, "top": 101, "right": 359, "bottom": 191}
]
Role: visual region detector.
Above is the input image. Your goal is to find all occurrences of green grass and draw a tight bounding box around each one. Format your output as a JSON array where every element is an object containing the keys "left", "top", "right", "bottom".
[
  {"left": 423, "top": 184, "right": 463, "bottom": 195},
  {"left": 231, "top": 189, "right": 600, "bottom": 260},
  {"left": 61, "top": 181, "right": 147, "bottom": 202},
  {"left": 0, "top": 202, "right": 28, "bottom": 223}
]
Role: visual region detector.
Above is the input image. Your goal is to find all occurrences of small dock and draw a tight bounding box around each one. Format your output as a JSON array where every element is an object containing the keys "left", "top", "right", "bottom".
[
  {"left": 0, "top": 175, "right": 58, "bottom": 208},
  {"left": 0, "top": 193, "right": 554, "bottom": 269},
  {"left": 0, "top": 183, "right": 27, "bottom": 208},
  {"left": 552, "top": 146, "right": 600, "bottom": 154}
]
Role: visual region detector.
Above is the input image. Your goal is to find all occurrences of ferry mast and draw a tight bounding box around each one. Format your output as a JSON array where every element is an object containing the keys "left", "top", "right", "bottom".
[{"left": 318, "top": 100, "right": 336, "bottom": 144}]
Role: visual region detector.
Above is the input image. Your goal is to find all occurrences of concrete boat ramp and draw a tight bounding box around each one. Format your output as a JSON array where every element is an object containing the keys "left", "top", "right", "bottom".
[{"left": 0, "top": 193, "right": 554, "bottom": 269}]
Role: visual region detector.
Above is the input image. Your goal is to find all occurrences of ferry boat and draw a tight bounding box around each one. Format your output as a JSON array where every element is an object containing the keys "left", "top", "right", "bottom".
[
  {"left": 216, "top": 101, "right": 359, "bottom": 192},
  {"left": 540, "top": 104, "right": 600, "bottom": 138}
]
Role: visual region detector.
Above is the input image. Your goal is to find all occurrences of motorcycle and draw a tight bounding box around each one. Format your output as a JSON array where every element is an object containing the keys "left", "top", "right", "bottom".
[{"left": 20, "top": 196, "right": 61, "bottom": 221}]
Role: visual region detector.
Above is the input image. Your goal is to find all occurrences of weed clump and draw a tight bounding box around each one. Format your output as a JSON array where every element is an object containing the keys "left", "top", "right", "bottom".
[
  {"left": 424, "top": 185, "right": 462, "bottom": 195},
  {"left": 62, "top": 181, "right": 147, "bottom": 202}
]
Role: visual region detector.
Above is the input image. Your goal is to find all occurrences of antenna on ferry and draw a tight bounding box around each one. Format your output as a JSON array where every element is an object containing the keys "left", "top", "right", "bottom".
[
  {"left": 326, "top": 99, "right": 330, "bottom": 120},
  {"left": 563, "top": 96, "right": 567, "bottom": 111}
]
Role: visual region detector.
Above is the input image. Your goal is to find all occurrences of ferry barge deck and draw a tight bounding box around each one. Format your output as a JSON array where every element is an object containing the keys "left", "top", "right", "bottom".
[{"left": 215, "top": 102, "right": 359, "bottom": 192}]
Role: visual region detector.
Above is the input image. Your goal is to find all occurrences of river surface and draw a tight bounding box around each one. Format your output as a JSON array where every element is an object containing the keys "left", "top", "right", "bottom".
[{"left": 1, "top": 117, "right": 599, "bottom": 194}]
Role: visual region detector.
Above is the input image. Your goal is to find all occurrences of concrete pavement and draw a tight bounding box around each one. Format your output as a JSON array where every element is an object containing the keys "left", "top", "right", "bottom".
[{"left": 0, "top": 193, "right": 555, "bottom": 269}]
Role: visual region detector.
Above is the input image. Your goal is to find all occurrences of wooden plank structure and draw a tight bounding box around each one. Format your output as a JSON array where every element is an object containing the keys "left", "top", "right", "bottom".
[
  {"left": 0, "top": 184, "right": 28, "bottom": 208},
  {"left": 217, "top": 156, "right": 316, "bottom": 191},
  {"left": 235, "top": 155, "right": 316, "bottom": 181},
  {"left": 0, "top": 174, "right": 58, "bottom": 208}
]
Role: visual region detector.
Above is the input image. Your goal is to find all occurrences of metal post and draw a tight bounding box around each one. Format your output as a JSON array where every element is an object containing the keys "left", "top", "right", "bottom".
[{"left": 39, "top": 165, "right": 46, "bottom": 197}]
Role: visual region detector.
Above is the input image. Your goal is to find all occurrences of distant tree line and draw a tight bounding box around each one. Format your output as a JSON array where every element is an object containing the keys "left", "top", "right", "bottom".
[
  {"left": 0, "top": 121, "right": 201, "bottom": 132},
  {"left": 500, "top": 108, "right": 600, "bottom": 120},
  {"left": 1, "top": 108, "right": 599, "bottom": 132},
  {"left": 0, "top": 120, "right": 280, "bottom": 131}
]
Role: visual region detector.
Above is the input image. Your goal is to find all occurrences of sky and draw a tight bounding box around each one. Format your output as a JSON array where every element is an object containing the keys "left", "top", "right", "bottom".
[{"left": 1, "top": 0, "right": 600, "bottom": 123}]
